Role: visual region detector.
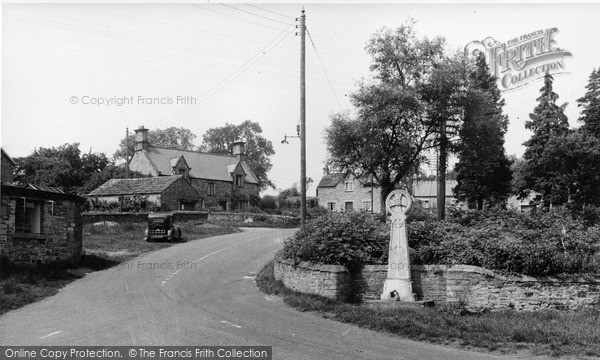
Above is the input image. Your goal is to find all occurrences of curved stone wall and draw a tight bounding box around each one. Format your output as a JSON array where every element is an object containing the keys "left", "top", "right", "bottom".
[{"left": 274, "top": 258, "right": 600, "bottom": 311}]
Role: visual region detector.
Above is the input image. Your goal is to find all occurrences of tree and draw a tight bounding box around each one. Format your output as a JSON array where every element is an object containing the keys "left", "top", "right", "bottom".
[
  {"left": 453, "top": 53, "right": 512, "bottom": 209},
  {"left": 325, "top": 21, "right": 450, "bottom": 213},
  {"left": 14, "top": 143, "right": 110, "bottom": 194},
  {"left": 519, "top": 72, "right": 570, "bottom": 205},
  {"left": 578, "top": 68, "right": 600, "bottom": 137},
  {"left": 278, "top": 185, "right": 300, "bottom": 209},
  {"left": 200, "top": 120, "right": 275, "bottom": 192},
  {"left": 113, "top": 127, "right": 197, "bottom": 161}
]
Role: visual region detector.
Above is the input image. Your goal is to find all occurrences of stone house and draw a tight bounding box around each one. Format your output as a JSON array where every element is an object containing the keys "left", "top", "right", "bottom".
[
  {"left": 1, "top": 148, "right": 84, "bottom": 265},
  {"left": 316, "top": 170, "right": 459, "bottom": 212},
  {"left": 411, "top": 179, "right": 460, "bottom": 210},
  {"left": 128, "top": 126, "right": 260, "bottom": 211},
  {"left": 316, "top": 170, "right": 381, "bottom": 213},
  {"left": 87, "top": 175, "right": 200, "bottom": 211}
]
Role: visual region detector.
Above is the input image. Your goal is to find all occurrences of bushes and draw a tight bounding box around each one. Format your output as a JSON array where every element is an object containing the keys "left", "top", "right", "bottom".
[
  {"left": 279, "top": 212, "right": 388, "bottom": 267},
  {"left": 280, "top": 207, "right": 600, "bottom": 277}
]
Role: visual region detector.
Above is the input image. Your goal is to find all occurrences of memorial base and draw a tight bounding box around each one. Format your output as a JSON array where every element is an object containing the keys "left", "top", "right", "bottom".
[{"left": 380, "top": 278, "right": 414, "bottom": 301}]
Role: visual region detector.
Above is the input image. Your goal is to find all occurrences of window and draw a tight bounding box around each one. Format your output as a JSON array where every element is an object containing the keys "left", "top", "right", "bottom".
[
  {"left": 208, "top": 183, "right": 215, "bottom": 195},
  {"left": 235, "top": 175, "right": 243, "bottom": 186},
  {"left": 345, "top": 201, "right": 354, "bottom": 211},
  {"left": 237, "top": 200, "right": 249, "bottom": 210},
  {"left": 344, "top": 181, "right": 354, "bottom": 192},
  {"left": 362, "top": 200, "right": 372, "bottom": 212},
  {"left": 15, "top": 198, "right": 43, "bottom": 234},
  {"left": 327, "top": 202, "right": 336, "bottom": 211}
]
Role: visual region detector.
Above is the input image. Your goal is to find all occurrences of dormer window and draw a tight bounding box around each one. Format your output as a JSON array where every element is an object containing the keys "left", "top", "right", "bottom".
[{"left": 235, "top": 175, "right": 243, "bottom": 186}]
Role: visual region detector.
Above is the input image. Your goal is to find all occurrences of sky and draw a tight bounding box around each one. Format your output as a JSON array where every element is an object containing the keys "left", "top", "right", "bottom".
[{"left": 2, "top": 1, "right": 600, "bottom": 196}]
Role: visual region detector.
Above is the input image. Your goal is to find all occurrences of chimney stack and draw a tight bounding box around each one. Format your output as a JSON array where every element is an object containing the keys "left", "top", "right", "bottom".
[
  {"left": 232, "top": 140, "right": 246, "bottom": 161},
  {"left": 134, "top": 126, "right": 149, "bottom": 151},
  {"left": 323, "top": 165, "right": 329, "bottom": 176}
]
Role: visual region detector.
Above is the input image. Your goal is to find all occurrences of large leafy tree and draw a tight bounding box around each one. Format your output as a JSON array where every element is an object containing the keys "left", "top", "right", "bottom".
[
  {"left": 14, "top": 143, "right": 110, "bottom": 194},
  {"left": 325, "top": 21, "right": 453, "bottom": 213},
  {"left": 518, "top": 72, "right": 570, "bottom": 205},
  {"left": 199, "top": 120, "right": 275, "bottom": 191},
  {"left": 113, "top": 127, "right": 197, "bottom": 161},
  {"left": 453, "top": 53, "right": 512, "bottom": 209}
]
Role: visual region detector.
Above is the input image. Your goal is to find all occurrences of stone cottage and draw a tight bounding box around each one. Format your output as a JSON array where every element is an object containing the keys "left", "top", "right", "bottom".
[
  {"left": 1, "top": 148, "right": 84, "bottom": 265},
  {"left": 316, "top": 169, "right": 460, "bottom": 212},
  {"left": 316, "top": 169, "right": 381, "bottom": 213},
  {"left": 87, "top": 175, "right": 200, "bottom": 211},
  {"left": 128, "top": 126, "right": 259, "bottom": 211}
]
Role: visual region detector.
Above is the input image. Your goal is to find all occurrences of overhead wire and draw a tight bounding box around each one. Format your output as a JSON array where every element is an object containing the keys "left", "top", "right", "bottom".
[
  {"left": 244, "top": 4, "right": 295, "bottom": 20},
  {"left": 220, "top": 3, "right": 292, "bottom": 26},
  {"left": 306, "top": 27, "right": 343, "bottom": 111},
  {"left": 190, "top": 4, "right": 290, "bottom": 32},
  {"left": 150, "top": 16, "right": 298, "bottom": 127}
]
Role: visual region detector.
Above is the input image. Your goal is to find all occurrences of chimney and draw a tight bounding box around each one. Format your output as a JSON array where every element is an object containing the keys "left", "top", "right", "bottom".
[
  {"left": 323, "top": 165, "right": 329, "bottom": 176},
  {"left": 232, "top": 140, "right": 245, "bottom": 161},
  {"left": 134, "top": 126, "right": 149, "bottom": 151}
]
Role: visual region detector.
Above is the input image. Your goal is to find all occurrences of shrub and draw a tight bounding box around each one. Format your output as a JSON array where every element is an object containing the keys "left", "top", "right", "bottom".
[
  {"left": 260, "top": 195, "right": 277, "bottom": 210},
  {"left": 279, "top": 212, "right": 388, "bottom": 267}
]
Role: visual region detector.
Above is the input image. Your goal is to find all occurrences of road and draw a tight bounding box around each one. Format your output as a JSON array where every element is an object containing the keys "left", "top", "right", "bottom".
[{"left": 0, "top": 228, "right": 538, "bottom": 359}]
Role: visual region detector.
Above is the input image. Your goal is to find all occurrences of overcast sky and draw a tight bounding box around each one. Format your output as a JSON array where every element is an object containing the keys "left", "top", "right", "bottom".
[{"left": 2, "top": 1, "right": 600, "bottom": 196}]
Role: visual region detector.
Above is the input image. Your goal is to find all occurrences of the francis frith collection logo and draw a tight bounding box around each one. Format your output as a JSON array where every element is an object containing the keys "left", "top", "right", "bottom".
[{"left": 465, "top": 28, "right": 572, "bottom": 91}]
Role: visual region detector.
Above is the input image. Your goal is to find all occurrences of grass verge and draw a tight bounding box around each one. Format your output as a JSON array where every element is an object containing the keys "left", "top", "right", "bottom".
[
  {"left": 0, "top": 221, "right": 238, "bottom": 316},
  {"left": 256, "top": 260, "right": 600, "bottom": 358}
]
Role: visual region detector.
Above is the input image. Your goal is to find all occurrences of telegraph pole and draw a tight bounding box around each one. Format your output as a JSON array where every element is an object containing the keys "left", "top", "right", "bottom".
[
  {"left": 299, "top": 9, "right": 307, "bottom": 227},
  {"left": 437, "top": 120, "right": 447, "bottom": 221},
  {"left": 125, "top": 127, "right": 130, "bottom": 179}
]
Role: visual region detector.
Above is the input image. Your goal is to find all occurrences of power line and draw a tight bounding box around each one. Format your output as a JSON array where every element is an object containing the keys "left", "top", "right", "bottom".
[
  {"left": 244, "top": 4, "right": 295, "bottom": 20},
  {"left": 151, "top": 20, "right": 297, "bottom": 127},
  {"left": 220, "top": 3, "right": 292, "bottom": 26},
  {"left": 306, "top": 27, "right": 343, "bottom": 111},
  {"left": 191, "top": 4, "right": 289, "bottom": 32}
]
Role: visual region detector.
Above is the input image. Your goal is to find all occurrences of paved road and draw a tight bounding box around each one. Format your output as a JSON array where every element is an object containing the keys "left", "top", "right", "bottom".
[{"left": 0, "top": 228, "right": 539, "bottom": 359}]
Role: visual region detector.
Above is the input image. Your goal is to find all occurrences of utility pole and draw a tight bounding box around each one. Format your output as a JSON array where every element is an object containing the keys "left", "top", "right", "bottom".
[
  {"left": 125, "top": 127, "right": 130, "bottom": 179},
  {"left": 299, "top": 9, "right": 307, "bottom": 227},
  {"left": 437, "top": 120, "right": 447, "bottom": 221}
]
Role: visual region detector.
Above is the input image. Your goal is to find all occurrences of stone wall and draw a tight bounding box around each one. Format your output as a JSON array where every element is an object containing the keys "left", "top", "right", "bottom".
[
  {"left": 161, "top": 177, "right": 202, "bottom": 211},
  {"left": 208, "top": 212, "right": 299, "bottom": 227},
  {"left": 83, "top": 211, "right": 209, "bottom": 224},
  {"left": 274, "top": 259, "right": 600, "bottom": 311},
  {"left": 1, "top": 198, "right": 82, "bottom": 265}
]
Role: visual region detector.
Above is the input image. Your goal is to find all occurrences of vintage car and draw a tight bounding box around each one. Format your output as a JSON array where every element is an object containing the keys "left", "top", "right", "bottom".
[{"left": 144, "top": 212, "right": 182, "bottom": 242}]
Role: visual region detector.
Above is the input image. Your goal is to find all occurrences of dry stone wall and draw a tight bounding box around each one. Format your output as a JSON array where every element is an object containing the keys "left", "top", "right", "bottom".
[{"left": 274, "top": 259, "right": 600, "bottom": 311}]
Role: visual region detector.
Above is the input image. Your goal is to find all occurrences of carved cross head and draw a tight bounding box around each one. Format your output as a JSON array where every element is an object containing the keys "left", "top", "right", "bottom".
[{"left": 386, "top": 189, "right": 413, "bottom": 217}]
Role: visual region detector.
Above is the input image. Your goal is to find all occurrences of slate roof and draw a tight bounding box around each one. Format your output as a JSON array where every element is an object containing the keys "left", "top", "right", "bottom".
[
  {"left": 2, "top": 183, "right": 84, "bottom": 202},
  {"left": 143, "top": 147, "right": 258, "bottom": 184},
  {"left": 317, "top": 173, "right": 377, "bottom": 188},
  {"left": 88, "top": 176, "right": 183, "bottom": 196},
  {"left": 317, "top": 173, "right": 344, "bottom": 188}
]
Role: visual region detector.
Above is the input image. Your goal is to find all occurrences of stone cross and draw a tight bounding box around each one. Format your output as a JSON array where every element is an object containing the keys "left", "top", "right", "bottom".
[{"left": 381, "top": 189, "right": 415, "bottom": 301}]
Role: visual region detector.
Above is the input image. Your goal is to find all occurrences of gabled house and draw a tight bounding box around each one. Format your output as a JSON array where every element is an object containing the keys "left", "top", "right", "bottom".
[
  {"left": 87, "top": 175, "right": 200, "bottom": 211},
  {"left": 316, "top": 169, "right": 381, "bottom": 213},
  {"left": 1, "top": 148, "right": 84, "bottom": 265},
  {"left": 128, "top": 126, "right": 259, "bottom": 211}
]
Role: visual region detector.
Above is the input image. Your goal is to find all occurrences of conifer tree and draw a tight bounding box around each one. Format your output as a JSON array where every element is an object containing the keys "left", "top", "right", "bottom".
[
  {"left": 453, "top": 53, "right": 511, "bottom": 209},
  {"left": 519, "top": 72, "right": 570, "bottom": 205},
  {"left": 578, "top": 68, "right": 600, "bottom": 137}
]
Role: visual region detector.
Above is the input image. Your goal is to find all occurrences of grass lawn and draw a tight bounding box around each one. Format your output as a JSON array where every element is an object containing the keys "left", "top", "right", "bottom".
[
  {"left": 0, "top": 221, "right": 238, "bottom": 316},
  {"left": 256, "top": 261, "right": 600, "bottom": 358}
]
